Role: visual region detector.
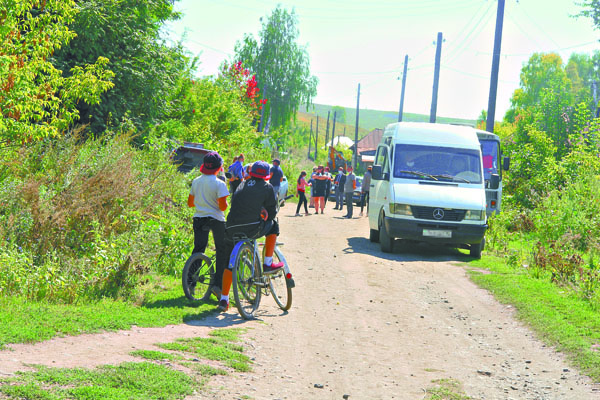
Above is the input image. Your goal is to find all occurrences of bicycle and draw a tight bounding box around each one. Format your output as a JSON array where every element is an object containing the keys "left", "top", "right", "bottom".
[
  {"left": 229, "top": 232, "right": 294, "bottom": 319},
  {"left": 182, "top": 252, "right": 216, "bottom": 302}
]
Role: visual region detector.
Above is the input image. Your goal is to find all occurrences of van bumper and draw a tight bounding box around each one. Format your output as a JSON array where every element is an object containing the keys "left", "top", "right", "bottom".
[{"left": 384, "top": 216, "right": 486, "bottom": 244}]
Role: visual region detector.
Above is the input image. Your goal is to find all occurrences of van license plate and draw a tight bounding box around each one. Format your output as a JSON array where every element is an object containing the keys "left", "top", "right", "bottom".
[{"left": 423, "top": 229, "right": 451, "bottom": 238}]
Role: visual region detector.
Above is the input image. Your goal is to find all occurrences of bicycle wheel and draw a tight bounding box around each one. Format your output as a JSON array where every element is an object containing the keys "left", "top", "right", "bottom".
[
  {"left": 269, "top": 246, "right": 292, "bottom": 311},
  {"left": 182, "top": 252, "right": 214, "bottom": 301},
  {"left": 232, "top": 241, "right": 261, "bottom": 319}
]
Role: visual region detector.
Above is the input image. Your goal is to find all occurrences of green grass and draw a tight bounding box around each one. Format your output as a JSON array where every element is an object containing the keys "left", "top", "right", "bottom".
[
  {"left": 0, "top": 362, "right": 195, "bottom": 400},
  {"left": 467, "top": 254, "right": 600, "bottom": 381},
  {"left": 130, "top": 350, "right": 184, "bottom": 361},
  {"left": 0, "top": 277, "right": 216, "bottom": 349},
  {"left": 425, "top": 378, "right": 471, "bottom": 400},
  {"left": 0, "top": 328, "right": 249, "bottom": 399},
  {"left": 158, "top": 328, "right": 251, "bottom": 372}
]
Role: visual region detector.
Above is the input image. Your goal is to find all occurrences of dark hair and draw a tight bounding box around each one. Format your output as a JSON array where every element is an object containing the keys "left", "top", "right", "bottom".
[{"left": 297, "top": 170, "right": 306, "bottom": 184}]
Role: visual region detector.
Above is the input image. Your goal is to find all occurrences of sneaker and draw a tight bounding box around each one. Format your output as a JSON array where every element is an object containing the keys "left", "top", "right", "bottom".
[
  {"left": 295, "top": 213, "right": 302, "bottom": 216},
  {"left": 333, "top": 207, "right": 339, "bottom": 210},
  {"left": 263, "top": 261, "right": 284, "bottom": 274},
  {"left": 217, "top": 299, "right": 229, "bottom": 312},
  {"left": 314, "top": 211, "right": 319, "bottom": 215},
  {"left": 344, "top": 215, "right": 352, "bottom": 219},
  {"left": 359, "top": 212, "right": 363, "bottom": 216},
  {"left": 305, "top": 212, "right": 311, "bottom": 216}
]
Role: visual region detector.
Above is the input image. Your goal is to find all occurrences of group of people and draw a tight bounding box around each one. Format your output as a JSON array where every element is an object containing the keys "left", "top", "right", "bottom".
[
  {"left": 188, "top": 151, "right": 284, "bottom": 313},
  {"left": 295, "top": 164, "right": 372, "bottom": 219}
]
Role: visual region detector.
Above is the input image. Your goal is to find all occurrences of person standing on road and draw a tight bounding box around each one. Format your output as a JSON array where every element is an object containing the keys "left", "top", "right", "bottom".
[
  {"left": 323, "top": 167, "right": 333, "bottom": 208},
  {"left": 309, "top": 166, "right": 317, "bottom": 208},
  {"left": 312, "top": 166, "right": 329, "bottom": 214},
  {"left": 228, "top": 153, "right": 245, "bottom": 194},
  {"left": 187, "top": 151, "right": 229, "bottom": 298},
  {"left": 360, "top": 166, "right": 372, "bottom": 217},
  {"left": 269, "top": 158, "right": 284, "bottom": 201},
  {"left": 295, "top": 171, "right": 310, "bottom": 216},
  {"left": 342, "top": 166, "right": 356, "bottom": 219},
  {"left": 333, "top": 167, "right": 346, "bottom": 211}
]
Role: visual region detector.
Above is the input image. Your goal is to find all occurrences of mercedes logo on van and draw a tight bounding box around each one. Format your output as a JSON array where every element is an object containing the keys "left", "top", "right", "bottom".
[{"left": 433, "top": 208, "right": 445, "bottom": 220}]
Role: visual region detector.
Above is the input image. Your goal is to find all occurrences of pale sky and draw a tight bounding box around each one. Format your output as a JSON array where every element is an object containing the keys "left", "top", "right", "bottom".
[{"left": 164, "top": 0, "right": 600, "bottom": 121}]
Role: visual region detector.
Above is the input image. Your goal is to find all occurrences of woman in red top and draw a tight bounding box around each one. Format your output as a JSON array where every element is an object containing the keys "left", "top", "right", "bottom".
[{"left": 295, "top": 171, "right": 310, "bottom": 216}]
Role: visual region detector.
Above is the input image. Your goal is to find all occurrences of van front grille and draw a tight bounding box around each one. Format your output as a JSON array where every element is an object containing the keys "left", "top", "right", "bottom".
[{"left": 410, "top": 206, "right": 466, "bottom": 222}]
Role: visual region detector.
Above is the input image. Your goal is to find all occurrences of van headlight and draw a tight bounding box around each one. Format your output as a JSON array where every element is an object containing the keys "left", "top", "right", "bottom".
[
  {"left": 390, "top": 203, "right": 412, "bottom": 216},
  {"left": 464, "top": 210, "right": 485, "bottom": 221}
]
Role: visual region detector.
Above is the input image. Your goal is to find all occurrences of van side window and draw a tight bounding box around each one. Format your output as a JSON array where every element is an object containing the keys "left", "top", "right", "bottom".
[{"left": 375, "top": 146, "right": 389, "bottom": 173}]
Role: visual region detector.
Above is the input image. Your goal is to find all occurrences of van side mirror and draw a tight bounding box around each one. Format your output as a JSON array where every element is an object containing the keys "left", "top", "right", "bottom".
[
  {"left": 489, "top": 174, "right": 500, "bottom": 189},
  {"left": 503, "top": 156, "right": 510, "bottom": 171},
  {"left": 372, "top": 165, "right": 383, "bottom": 180}
]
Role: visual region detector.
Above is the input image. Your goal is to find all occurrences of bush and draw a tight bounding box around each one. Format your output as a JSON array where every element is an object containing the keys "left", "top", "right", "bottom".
[{"left": 0, "top": 131, "right": 192, "bottom": 302}]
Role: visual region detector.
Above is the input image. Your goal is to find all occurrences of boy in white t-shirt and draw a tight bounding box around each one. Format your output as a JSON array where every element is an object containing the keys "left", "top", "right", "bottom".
[{"left": 187, "top": 151, "right": 229, "bottom": 297}]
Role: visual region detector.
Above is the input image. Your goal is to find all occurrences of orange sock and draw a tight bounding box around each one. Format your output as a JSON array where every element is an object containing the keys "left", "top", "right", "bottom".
[
  {"left": 222, "top": 269, "right": 232, "bottom": 296},
  {"left": 264, "top": 234, "right": 277, "bottom": 258}
]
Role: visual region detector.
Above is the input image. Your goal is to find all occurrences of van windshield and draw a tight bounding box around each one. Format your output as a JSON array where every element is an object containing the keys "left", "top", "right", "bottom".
[{"left": 393, "top": 144, "right": 482, "bottom": 184}]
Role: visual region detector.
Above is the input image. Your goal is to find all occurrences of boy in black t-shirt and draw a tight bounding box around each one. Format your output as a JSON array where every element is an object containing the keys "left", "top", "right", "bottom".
[{"left": 217, "top": 161, "right": 283, "bottom": 312}]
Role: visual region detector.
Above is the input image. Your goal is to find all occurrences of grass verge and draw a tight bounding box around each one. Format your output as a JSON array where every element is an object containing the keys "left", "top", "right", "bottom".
[
  {"left": 0, "top": 277, "right": 216, "bottom": 348},
  {"left": 0, "top": 328, "right": 248, "bottom": 399},
  {"left": 467, "top": 254, "right": 600, "bottom": 382}
]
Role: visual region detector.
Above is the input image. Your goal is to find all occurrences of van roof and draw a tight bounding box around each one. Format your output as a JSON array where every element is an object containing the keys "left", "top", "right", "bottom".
[{"left": 383, "top": 122, "right": 480, "bottom": 148}]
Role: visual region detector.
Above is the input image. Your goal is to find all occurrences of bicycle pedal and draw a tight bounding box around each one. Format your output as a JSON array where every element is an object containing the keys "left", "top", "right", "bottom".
[{"left": 286, "top": 277, "right": 295, "bottom": 288}]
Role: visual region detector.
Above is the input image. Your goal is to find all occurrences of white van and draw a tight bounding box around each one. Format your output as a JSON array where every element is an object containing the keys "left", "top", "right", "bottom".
[{"left": 368, "top": 122, "right": 499, "bottom": 258}]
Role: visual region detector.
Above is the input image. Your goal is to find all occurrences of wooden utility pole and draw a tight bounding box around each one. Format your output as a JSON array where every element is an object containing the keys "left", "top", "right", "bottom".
[
  {"left": 258, "top": 85, "right": 267, "bottom": 132},
  {"left": 398, "top": 54, "right": 408, "bottom": 122},
  {"left": 314, "top": 114, "right": 319, "bottom": 160},
  {"left": 486, "top": 0, "right": 505, "bottom": 133},
  {"left": 332, "top": 111, "right": 337, "bottom": 141},
  {"left": 430, "top": 32, "right": 443, "bottom": 123},
  {"left": 354, "top": 83, "right": 360, "bottom": 169},
  {"left": 308, "top": 119, "right": 313, "bottom": 159},
  {"left": 325, "top": 111, "right": 330, "bottom": 149}
]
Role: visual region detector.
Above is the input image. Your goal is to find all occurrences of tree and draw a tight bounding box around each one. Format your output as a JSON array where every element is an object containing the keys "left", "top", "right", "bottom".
[
  {"left": 234, "top": 6, "right": 318, "bottom": 128},
  {"left": 52, "top": 0, "right": 190, "bottom": 134},
  {"left": 0, "top": 0, "right": 114, "bottom": 148},
  {"left": 331, "top": 106, "right": 347, "bottom": 124}
]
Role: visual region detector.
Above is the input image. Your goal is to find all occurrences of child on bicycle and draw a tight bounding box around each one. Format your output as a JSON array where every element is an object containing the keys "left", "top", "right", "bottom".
[
  {"left": 218, "top": 160, "right": 283, "bottom": 312},
  {"left": 187, "top": 151, "right": 229, "bottom": 298}
]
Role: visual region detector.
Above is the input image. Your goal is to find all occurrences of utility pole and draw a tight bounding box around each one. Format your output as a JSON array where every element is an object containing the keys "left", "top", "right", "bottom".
[
  {"left": 430, "top": 32, "right": 443, "bottom": 123},
  {"left": 332, "top": 111, "right": 337, "bottom": 141},
  {"left": 486, "top": 0, "right": 505, "bottom": 133},
  {"left": 354, "top": 83, "right": 360, "bottom": 169},
  {"left": 398, "top": 54, "right": 408, "bottom": 122},
  {"left": 325, "top": 111, "right": 330, "bottom": 149},
  {"left": 258, "top": 85, "right": 267, "bottom": 132},
  {"left": 308, "top": 119, "right": 313, "bottom": 159},
  {"left": 314, "top": 114, "right": 319, "bottom": 160}
]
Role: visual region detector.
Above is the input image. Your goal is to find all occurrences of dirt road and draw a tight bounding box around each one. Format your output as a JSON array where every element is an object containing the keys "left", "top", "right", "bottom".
[{"left": 2, "top": 203, "right": 600, "bottom": 399}]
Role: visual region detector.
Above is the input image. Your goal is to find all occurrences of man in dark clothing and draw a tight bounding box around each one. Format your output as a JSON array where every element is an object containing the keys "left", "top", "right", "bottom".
[
  {"left": 217, "top": 161, "right": 283, "bottom": 312},
  {"left": 269, "top": 158, "right": 284, "bottom": 201},
  {"left": 333, "top": 167, "right": 346, "bottom": 210}
]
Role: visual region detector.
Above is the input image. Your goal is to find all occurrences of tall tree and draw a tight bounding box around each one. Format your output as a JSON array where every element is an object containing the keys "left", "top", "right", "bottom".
[
  {"left": 331, "top": 106, "right": 347, "bottom": 124},
  {"left": 0, "top": 0, "right": 114, "bottom": 148},
  {"left": 52, "top": 0, "right": 190, "bottom": 134},
  {"left": 234, "top": 6, "right": 318, "bottom": 128}
]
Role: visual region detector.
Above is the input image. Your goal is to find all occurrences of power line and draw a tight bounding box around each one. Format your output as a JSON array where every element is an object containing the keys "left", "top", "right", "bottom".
[{"left": 444, "top": 2, "right": 495, "bottom": 66}]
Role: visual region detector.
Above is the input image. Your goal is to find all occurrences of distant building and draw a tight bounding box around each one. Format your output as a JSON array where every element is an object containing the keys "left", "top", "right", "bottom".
[{"left": 354, "top": 128, "right": 383, "bottom": 170}]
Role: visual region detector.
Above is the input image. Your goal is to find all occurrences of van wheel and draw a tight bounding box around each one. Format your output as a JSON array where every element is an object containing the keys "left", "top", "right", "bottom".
[
  {"left": 369, "top": 228, "right": 379, "bottom": 243},
  {"left": 470, "top": 237, "right": 485, "bottom": 259},
  {"left": 379, "top": 219, "right": 394, "bottom": 253}
]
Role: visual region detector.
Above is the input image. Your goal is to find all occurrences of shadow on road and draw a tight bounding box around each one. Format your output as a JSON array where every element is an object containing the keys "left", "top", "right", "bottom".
[{"left": 344, "top": 236, "right": 474, "bottom": 263}]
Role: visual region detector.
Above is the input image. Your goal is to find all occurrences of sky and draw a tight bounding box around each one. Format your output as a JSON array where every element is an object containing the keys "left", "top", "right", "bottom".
[{"left": 164, "top": 0, "right": 600, "bottom": 121}]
